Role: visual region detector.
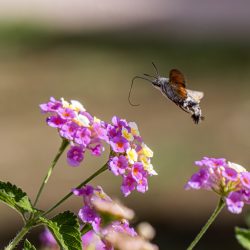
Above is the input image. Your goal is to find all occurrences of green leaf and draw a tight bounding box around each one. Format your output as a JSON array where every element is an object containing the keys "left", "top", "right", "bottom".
[
  {"left": 23, "top": 239, "right": 36, "bottom": 250},
  {"left": 40, "top": 211, "right": 82, "bottom": 250},
  {"left": 235, "top": 227, "right": 250, "bottom": 250},
  {"left": 0, "top": 181, "right": 34, "bottom": 216}
]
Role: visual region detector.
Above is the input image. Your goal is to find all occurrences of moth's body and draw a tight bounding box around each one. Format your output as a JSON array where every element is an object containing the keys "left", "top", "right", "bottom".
[
  {"left": 154, "top": 77, "right": 182, "bottom": 103},
  {"left": 152, "top": 75, "right": 204, "bottom": 124}
]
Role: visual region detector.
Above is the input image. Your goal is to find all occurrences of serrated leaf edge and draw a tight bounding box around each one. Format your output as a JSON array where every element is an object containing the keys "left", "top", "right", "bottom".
[{"left": 39, "top": 211, "right": 82, "bottom": 250}]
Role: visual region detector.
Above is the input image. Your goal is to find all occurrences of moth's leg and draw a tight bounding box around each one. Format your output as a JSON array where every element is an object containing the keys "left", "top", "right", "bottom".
[{"left": 179, "top": 104, "right": 189, "bottom": 113}]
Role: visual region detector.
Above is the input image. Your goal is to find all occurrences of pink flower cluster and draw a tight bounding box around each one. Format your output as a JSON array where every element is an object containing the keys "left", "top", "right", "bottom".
[
  {"left": 40, "top": 97, "right": 108, "bottom": 166},
  {"left": 73, "top": 185, "right": 136, "bottom": 235},
  {"left": 37, "top": 185, "right": 158, "bottom": 250},
  {"left": 41, "top": 97, "right": 157, "bottom": 196},
  {"left": 107, "top": 117, "right": 157, "bottom": 196},
  {"left": 77, "top": 185, "right": 158, "bottom": 250},
  {"left": 185, "top": 157, "right": 250, "bottom": 214}
]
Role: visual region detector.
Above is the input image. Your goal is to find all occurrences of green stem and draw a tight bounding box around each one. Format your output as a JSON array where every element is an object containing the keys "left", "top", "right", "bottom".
[
  {"left": 81, "top": 223, "right": 92, "bottom": 235},
  {"left": 5, "top": 223, "right": 31, "bottom": 250},
  {"left": 34, "top": 139, "right": 69, "bottom": 207},
  {"left": 187, "top": 198, "right": 225, "bottom": 250},
  {"left": 41, "top": 163, "right": 108, "bottom": 217}
]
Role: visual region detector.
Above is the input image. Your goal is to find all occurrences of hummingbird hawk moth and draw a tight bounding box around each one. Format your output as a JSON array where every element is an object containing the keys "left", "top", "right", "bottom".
[{"left": 128, "top": 63, "right": 204, "bottom": 124}]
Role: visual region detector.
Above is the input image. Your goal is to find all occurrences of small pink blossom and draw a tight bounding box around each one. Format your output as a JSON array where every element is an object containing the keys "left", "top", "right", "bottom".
[{"left": 67, "top": 145, "right": 84, "bottom": 167}]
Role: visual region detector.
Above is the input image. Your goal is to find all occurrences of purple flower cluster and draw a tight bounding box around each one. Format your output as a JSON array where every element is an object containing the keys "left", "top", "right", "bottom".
[
  {"left": 41, "top": 97, "right": 157, "bottom": 196},
  {"left": 107, "top": 117, "right": 157, "bottom": 196},
  {"left": 40, "top": 97, "right": 108, "bottom": 167},
  {"left": 71, "top": 185, "right": 158, "bottom": 250},
  {"left": 185, "top": 157, "right": 250, "bottom": 214},
  {"left": 73, "top": 185, "right": 136, "bottom": 235}
]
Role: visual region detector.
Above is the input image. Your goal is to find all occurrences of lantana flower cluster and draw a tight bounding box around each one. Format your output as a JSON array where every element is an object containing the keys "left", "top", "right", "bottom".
[
  {"left": 40, "top": 97, "right": 108, "bottom": 166},
  {"left": 107, "top": 117, "right": 157, "bottom": 196},
  {"left": 185, "top": 157, "right": 250, "bottom": 214},
  {"left": 73, "top": 185, "right": 136, "bottom": 235},
  {"left": 40, "top": 97, "right": 157, "bottom": 196},
  {"left": 41, "top": 185, "right": 158, "bottom": 250}
]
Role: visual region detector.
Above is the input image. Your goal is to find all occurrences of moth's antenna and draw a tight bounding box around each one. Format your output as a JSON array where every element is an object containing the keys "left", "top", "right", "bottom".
[
  {"left": 143, "top": 73, "right": 157, "bottom": 79},
  {"left": 152, "top": 62, "right": 159, "bottom": 77},
  {"left": 128, "top": 76, "right": 153, "bottom": 106}
]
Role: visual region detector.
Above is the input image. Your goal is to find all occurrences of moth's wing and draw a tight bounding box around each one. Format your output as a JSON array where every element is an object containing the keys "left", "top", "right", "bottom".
[
  {"left": 187, "top": 89, "right": 204, "bottom": 103},
  {"left": 169, "top": 69, "right": 187, "bottom": 100}
]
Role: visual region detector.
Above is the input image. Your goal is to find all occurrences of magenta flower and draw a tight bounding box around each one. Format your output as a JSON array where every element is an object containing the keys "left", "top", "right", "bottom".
[
  {"left": 109, "top": 156, "right": 128, "bottom": 176},
  {"left": 109, "top": 136, "right": 130, "bottom": 153},
  {"left": 240, "top": 172, "right": 250, "bottom": 189},
  {"left": 186, "top": 157, "right": 250, "bottom": 214},
  {"left": 73, "top": 185, "right": 110, "bottom": 231},
  {"left": 89, "top": 144, "right": 104, "bottom": 156},
  {"left": 59, "top": 122, "right": 79, "bottom": 141},
  {"left": 47, "top": 115, "right": 66, "bottom": 128},
  {"left": 185, "top": 168, "right": 210, "bottom": 190},
  {"left": 57, "top": 107, "right": 76, "bottom": 120},
  {"left": 67, "top": 145, "right": 84, "bottom": 167},
  {"left": 79, "top": 205, "right": 99, "bottom": 223},
  {"left": 121, "top": 174, "right": 137, "bottom": 197},
  {"left": 226, "top": 191, "right": 244, "bottom": 214},
  {"left": 92, "top": 121, "right": 109, "bottom": 142},
  {"left": 40, "top": 97, "right": 62, "bottom": 113},
  {"left": 131, "top": 162, "right": 145, "bottom": 182},
  {"left": 137, "top": 176, "right": 148, "bottom": 193},
  {"left": 79, "top": 205, "right": 101, "bottom": 231},
  {"left": 222, "top": 167, "right": 238, "bottom": 181},
  {"left": 75, "top": 127, "right": 91, "bottom": 146},
  {"left": 194, "top": 157, "right": 227, "bottom": 168},
  {"left": 111, "top": 116, "right": 128, "bottom": 128}
]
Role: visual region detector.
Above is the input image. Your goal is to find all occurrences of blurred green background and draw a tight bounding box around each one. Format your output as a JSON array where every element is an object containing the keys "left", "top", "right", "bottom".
[{"left": 1, "top": 1, "right": 250, "bottom": 249}]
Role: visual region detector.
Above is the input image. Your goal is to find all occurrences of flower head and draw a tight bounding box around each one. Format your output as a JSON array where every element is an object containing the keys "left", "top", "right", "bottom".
[
  {"left": 67, "top": 145, "right": 84, "bottom": 167},
  {"left": 41, "top": 185, "right": 158, "bottom": 250},
  {"left": 73, "top": 185, "right": 158, "bottom": 250},
  {"left": 107, "top": 116, "right": 157, "bottom": 196},
  {"left": 186, "top": 157, "right": 250, "bottom": 214},
  {"left": 109, "top": 155, "right": 128, "bottom": 176},
  {"left": 73, "top": 185, "right": 134, "bottom": 230},
  {"left": 41, "top": 97, "right": 107, "bottom": 166}
]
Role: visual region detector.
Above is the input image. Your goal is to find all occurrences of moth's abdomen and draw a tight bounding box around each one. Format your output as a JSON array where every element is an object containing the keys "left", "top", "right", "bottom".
[
  {"left": 163, "top": 84, "right": 185, "bottom": 104},
  {"left": 181, "top": 97, "right": 203, "bottom": 124}
]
